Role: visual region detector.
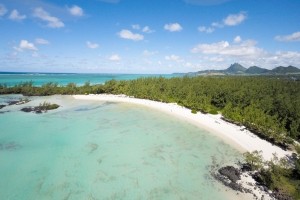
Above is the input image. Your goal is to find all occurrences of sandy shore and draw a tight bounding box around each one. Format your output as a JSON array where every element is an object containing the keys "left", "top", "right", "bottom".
[{"left": 73, "top": 94, "right": 291, "bottom": 161}]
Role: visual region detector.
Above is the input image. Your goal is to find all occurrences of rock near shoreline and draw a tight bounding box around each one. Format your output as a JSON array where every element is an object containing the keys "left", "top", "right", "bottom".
[
  {"left": 21, "top": 102, "right": 59, "bottom": 114},
  {"left": 212, "top": 165, "right": 278, "bottom": 200},
  {"left": 213, "top": 166, "right": 249, "bottom": 193}
]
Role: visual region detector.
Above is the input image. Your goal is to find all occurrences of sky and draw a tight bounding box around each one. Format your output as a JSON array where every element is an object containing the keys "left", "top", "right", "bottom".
[{"left": 0, "top": 0, "right": 300, "bottom": 74}]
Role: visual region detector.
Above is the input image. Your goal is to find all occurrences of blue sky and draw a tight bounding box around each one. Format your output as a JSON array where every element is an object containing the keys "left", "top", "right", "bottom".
[{"left": 0, "top": 0, "right": 300, "bottom": 73}]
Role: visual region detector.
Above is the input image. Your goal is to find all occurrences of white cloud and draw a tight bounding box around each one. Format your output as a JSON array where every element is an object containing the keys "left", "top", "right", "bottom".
[
  {"left": 189, "top": 37, "right": 300, "bottom": 69},
  {"left": 198, "top": 26, "right": 214, "bottom": 33},
  {"left": 0, "top": 4, "right": 7, "bottom": 16},
  {"left": 233, "top": 36, "right": 242, "bottom": 43},
  {"left": 143, "top": 50, "right": 157, "bottom": 56},
  {"left": 68, "top": 5, "right": 84, "bottom": 17},
  {"left": 35, "top": 38, "right": 49, "bottom": 45},
  {"left": 8, "top": 9, "right": 26, "bottom": 21},
  {"left": 164, "top": 23, "right": 182, "bottom": 32},
  {"left": 223, "top": 12, "right": 247, "bottom": 26},
  {"left": 132, "top": 24, "right": 140, "bottom": 30},
  {"left": 109, "top": 54, "right": 121, "bottom": 61},
  {"left": 185, "top": 62, "right": 192, "bottom": 67},
  {"left": 275, "top": 31, "right": 300, "bottom": 42},
  {"left": 211, "top": 22, "right": 223, "bottom": 28},
  {"left": 142, "top": 26, "right": 154, "bottom": 33},
  {"left": 118, "top": 29, "right": 144, "bottom": 41},
  {"left": 191, "top": 39, "right": 264, "bottom": 57},
  {"left": 33, "top": 7, "right": 64, "bottom": 28},
  {"left": 15, "top": 40, "right": 38, "bottom": 52},
  {"left": 253, "top": 51, "right": 300, "bottom": 68},
  {"left": 86, "top": 41, "right": 99, "bottom": 49},
  {"left": 165, "top": 55, "right": 182, "bottom": 62},
  {"left": 199, "top": 12, "right": 246, "bottom": 34}
]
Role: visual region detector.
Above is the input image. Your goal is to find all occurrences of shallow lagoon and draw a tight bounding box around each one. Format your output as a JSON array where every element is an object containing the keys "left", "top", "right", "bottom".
[{"left": 0, "top": 95, "right": 242, "bottom": 200}]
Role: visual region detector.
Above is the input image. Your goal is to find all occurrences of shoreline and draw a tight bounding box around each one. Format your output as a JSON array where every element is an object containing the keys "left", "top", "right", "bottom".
[{"left": 73, "top": 94, "right": 292, "bottom": 161}]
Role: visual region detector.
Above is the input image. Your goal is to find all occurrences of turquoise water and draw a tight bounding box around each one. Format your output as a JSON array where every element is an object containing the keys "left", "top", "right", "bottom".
[
  {"left": 0, "top": 95, "right": 242, "bottom": 200},
  {"left": 0, "top": 72, "right": 179, "bottom": 87}
]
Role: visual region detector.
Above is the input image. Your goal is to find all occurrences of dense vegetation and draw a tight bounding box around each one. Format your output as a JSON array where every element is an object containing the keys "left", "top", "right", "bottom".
[
  {"left": 38, "top": 101, "right": 59, "bottom": 111},
  {"left": 0, "top": 76, "right": 299, "bottom": 147},
  {"left": 244, "top": 150, "right": 300, "bottom": 199}
]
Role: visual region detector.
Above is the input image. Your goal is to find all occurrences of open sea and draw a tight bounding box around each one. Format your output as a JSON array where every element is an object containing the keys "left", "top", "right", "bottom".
[
  {"left": 0, "top": 73, "right": 245, "bottom": 200},
  {"left": 0, "top": 72, "right": 179, "bottom": 86}
]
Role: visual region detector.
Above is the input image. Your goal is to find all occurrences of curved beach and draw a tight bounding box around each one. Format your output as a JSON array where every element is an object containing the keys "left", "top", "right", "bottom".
[{"left": 73, "top": 94, "right": 292, "bottom": 161}]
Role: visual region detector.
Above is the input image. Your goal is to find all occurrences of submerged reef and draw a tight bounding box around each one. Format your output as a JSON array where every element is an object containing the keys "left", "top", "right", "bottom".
[
  {"left": 0, "top": 142, "right": 22, "bottom": 151},
  {"left": 7, "top": 98, "right": 30, "bottom": 106}
]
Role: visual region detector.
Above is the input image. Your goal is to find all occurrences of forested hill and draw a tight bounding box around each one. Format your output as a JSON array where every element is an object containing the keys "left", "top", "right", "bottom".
[
  {"left": 1, "top": 76, "right": 299, "bottom": 148},
  {"left": 190, "top": 63, "right": 300, "bottom": 75}
]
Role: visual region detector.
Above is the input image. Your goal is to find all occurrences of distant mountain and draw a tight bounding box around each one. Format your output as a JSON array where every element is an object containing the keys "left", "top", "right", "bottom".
[
  {"left": 193, "top": 63, "right": 300, "bottom": 76},
  {"left": 271, "top": 66, "right": 300, "bottom": 74},
  {"left": 226, "top": 63, "right": 247, "bottom": 74},
  {"left": 245, "top": 66, "right": 270, "bottom": 74}
]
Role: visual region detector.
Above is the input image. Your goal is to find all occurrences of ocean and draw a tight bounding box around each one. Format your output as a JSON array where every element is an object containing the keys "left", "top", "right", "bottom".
[{"left": 0, "top": 72, "right": 179, "bottom": 87}]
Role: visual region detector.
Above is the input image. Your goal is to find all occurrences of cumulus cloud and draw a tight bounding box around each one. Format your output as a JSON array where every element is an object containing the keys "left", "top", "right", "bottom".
[
  {"left": 199, "top": 12, "right": 246, "bottom": 34},
  {"left": 35, "top": 38, "right": 49, "bottom": 45},
  {"left": 86, "top": 41, "right": 99, "bottom": 49},
  {"left": 190, "top": 36, "right": 300, "bottom": 69},
  {"left": 211, "top": 22, "right": 223, "bottom": 28},
  {"left": 118, "top": 29, "right": 144, "bottom": 41},
  {"left": 33, "top": 7, "right": 64, "bottom": 28},
  {"left": 142, "top": 26, "right": 154, "bottom": 33},
  {"left": 233, "top": 36, "right": 242, "bottom": 43},
  {"left": 68, "top": 5, "right": 84, "bottom": 17},
  {"left": 0, "top": 4, "right": 7, "bottom": 16},
  {"left": 198, "top": 26, "right": 214, "bottom": 33},
  {"left": 14, "top": 40, "right": 38, "bottom": 52},
  {"left": 131, "top": 25, "right": 154, "bottom": 33},
  {"left": 143, "top": 50, "right": 158, "bottom": 56},
  {"left": 191, "top": 39, "right": 264, "bottom": 57},
  {"left": 165, "top": 55, "right": 182, "bottom": 62},
  {"left": 223, "top": 12, "right": 247, "bottom": 26},
  {"left": 252, "top": 51, "right": 300, "bottom": 68},
  {"left": 164, "top": 23, "right": 182, "bottom": 32},
  {"left": 8, "top": 9, "right": 26, "bottom": 21},
  {"left": 275, "top": 31, "right": 300, "bottom": 42},
  {"left": 109, "top": 54, "right": 121, "bottom": 61}
]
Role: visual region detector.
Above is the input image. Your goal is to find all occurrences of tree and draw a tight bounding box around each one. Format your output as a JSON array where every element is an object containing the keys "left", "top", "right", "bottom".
[{"left": 243, "top": 150, "right": 264, "bottom": 170}]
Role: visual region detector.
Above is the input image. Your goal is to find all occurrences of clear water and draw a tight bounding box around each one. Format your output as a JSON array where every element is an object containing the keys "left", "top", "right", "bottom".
[
  {"left": 0, "top": 95, "right": 242, "bottom": 200},
  {"left": 0, "top": 72, "right": 179, "bottom": 87}
]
